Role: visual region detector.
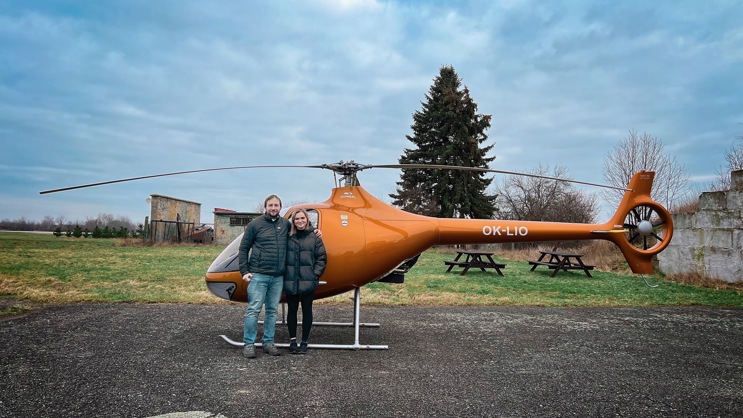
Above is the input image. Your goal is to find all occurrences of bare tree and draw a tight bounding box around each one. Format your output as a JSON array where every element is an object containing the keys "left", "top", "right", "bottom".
[
  {"left": 496, "top": 164, "right": 597, "bottom": 223},
  {"left": 54, "top": 215, "right": 67, "bottom": 227},
  {"left": 602, "top": 130, "right": 688, "bottom": 210},
  {"left": 727, "top": 135, "right": 743, "bottom": 169},
  {"left": 711, "top": 135, "right": 743, "bottom": 191},
  {"left": 40, "top": 216, "right": 55, "bottom": 231}
]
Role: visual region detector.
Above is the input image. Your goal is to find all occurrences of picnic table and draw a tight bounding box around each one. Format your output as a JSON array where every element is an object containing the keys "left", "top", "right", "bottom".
[
  {"left": 528, "top": 249, "right": 595, "bottom": 277},
  {"left": 445, "top": 250, "right": 506, "bottom": 276}
]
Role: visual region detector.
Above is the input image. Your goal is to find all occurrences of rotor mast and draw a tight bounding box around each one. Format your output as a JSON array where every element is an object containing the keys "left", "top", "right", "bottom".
[{"left": 322, "top": 160, "right": 368, "bottom": 187}]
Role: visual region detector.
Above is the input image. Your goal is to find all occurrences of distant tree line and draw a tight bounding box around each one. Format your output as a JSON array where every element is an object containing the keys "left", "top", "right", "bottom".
[
  {"left": 52, "top": 224, "right": 145, "bottom": 239},
  {"left": 0, "top": 213, "right": 142, "bottom": 238}
]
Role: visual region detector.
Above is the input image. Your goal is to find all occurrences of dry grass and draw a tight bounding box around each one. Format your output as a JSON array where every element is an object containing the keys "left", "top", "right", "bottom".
[
  {"left": 663, "top": 271, "right": 743, "bottom": 293},
  {"left": 450, "top": 240, "right": 633, "bottom": 274},
  {"left": 671, "top": 195, "right": 700, "bottom": 215}
]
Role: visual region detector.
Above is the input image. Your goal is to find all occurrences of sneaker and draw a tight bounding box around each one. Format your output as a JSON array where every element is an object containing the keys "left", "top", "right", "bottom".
[
  {"left": 298, "top": 342, "right": 308, "bottom": 354},
  {"left": 289, "top": 341, "right": 298, "bottom": 354},
  {"left": 242, "top": 345, "right": 256, "bottom": 359},
  {"left": 263, "top": 343, "right": 281, "bottom": 356}
]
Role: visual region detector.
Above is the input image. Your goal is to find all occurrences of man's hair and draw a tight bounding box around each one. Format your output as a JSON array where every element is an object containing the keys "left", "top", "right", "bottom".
[{"left": 263, "top": 194, "right": 282, "bottom": 209}]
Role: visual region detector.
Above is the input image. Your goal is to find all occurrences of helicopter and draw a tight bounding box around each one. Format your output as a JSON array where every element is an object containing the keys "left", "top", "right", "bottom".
[{"left": 41, "top": 161, "right": 673, "bottom": 349}]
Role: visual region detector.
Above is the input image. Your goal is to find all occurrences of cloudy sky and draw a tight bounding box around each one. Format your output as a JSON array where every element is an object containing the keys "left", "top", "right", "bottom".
[{"left": 1, "top": 0, "right": 741, "bottom": 226}]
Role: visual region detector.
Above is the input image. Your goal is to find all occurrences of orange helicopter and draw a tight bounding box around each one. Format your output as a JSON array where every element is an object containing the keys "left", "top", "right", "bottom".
[
  {"left": 204, "top": 162, "right": 671, "bottom": 301},
  {"left": 41, "top": 161, "right": 673, "bottom": 349}
]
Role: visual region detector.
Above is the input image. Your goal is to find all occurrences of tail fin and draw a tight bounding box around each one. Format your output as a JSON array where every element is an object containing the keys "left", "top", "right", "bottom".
[{"left": 601, "top": 171, "right": 673, "bottom": 274}]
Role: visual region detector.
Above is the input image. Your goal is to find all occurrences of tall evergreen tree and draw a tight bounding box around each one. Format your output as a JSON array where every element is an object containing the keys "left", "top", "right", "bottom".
[{"left": 390, "top": 66, "right": 496, "bottom": 218}]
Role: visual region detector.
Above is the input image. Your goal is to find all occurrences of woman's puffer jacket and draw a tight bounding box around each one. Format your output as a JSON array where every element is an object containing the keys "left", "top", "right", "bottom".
[{"left": 284, "top": 229, "right": 327, "bottom": 295}]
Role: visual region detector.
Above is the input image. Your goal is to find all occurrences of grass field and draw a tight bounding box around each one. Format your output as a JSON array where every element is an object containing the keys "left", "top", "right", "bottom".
[{"left": 1, "top": 232, "right": 742, "bottom": 313}]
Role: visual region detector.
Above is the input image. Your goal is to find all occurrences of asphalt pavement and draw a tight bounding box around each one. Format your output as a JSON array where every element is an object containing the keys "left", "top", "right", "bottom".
[{"left": 1, "top": 302, "right": 742, "bottom": 417}]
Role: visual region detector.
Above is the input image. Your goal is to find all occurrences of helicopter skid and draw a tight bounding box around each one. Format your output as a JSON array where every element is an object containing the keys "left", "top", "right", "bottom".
[
  {"left": 221, "top": 288, "right": 388, "bottom": 350},
  {"left": 270, "top": 320, "right": 380, "bottom": 327},
  {"left": 219, "top": 334, "right": 388, "bottom": 350}
]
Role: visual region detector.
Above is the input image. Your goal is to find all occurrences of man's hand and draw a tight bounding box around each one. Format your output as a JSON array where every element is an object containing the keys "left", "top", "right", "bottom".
[
  {"left": 314, "top": 228, "right": 322, "bottom": 238},
  {"left": 242, "top": 273, "right": 253, "bottom": 282}
]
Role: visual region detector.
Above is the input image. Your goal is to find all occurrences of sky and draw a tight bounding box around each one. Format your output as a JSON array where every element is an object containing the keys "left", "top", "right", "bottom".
[{"left": 1, "top": 0, "right": 741, "bottom": 226}]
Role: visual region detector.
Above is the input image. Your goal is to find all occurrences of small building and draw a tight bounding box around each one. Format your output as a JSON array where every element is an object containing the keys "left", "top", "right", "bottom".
[
  {"left": 213, "top": 208, "right": 262, "bottom": 245},
  {"left": 149, "top": 194, "right": 201, "bottom": 242},
  {"left": 191, "top": 224, "right": 214, "bottom": 244}
]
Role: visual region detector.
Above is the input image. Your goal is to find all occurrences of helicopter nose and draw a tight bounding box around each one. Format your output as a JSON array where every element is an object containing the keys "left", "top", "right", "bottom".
[{"left": 205, "top": 280, "right": 236, "bottom": 300}]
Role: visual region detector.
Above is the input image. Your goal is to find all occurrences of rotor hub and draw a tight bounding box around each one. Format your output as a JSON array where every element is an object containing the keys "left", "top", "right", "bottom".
[
  {"left": 322, "top": 160, "right": 370, "bottom": 176},
  {"left": 322, "top": 160, "right": 371, "bottom": 186},
  {"left": 637, "top": 220, "right": 654, "bottom": 235}
]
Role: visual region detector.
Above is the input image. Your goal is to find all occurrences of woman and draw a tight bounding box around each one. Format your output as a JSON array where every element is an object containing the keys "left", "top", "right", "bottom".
[{"left": 284, "top": 208, "right": 327, "bottom": 354}]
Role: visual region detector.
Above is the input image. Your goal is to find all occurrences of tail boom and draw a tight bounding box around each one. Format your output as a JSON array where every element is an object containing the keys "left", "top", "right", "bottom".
[{"left": 436, "top": 171, "right": 672, "bottom": 274}]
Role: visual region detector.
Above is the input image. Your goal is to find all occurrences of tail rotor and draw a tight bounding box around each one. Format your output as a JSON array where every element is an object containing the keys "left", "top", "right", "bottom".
[
  {"left": 604, "top": 171, "right": 674, "bottom": 274},
  {"left": 623, "top": 204, "right": 672, "bottom": 252}
]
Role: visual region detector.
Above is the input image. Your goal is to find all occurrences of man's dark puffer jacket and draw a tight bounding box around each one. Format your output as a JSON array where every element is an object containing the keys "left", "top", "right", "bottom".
[{"left": 238, "top": 214, "right": 290, "bottom": 277}]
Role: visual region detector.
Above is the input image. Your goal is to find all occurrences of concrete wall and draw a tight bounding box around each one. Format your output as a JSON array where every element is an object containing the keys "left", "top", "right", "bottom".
[{"left": 658, "top": 170, "right": 743, "bottom": 283}]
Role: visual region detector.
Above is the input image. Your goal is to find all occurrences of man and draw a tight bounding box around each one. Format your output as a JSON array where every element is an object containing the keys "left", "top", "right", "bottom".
[{"left": 238, "top": 194, "right": 320, "bottom": 358}]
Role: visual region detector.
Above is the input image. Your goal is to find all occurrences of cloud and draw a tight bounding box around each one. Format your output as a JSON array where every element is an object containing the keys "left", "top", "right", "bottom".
[{"left": 1, "top": 0, "right": 742, "bottom": 225}]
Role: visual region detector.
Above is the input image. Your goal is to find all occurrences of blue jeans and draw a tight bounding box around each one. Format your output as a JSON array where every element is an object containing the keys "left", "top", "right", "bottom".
[{"left": 243, "top": 273, "right": 284, "bottom": 345}]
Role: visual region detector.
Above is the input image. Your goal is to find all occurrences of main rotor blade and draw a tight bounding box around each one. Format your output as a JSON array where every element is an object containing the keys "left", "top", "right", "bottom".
[
  {"left": 39, "top": 165, "right": 324, "bottom": 194},
  {"left": 40, "top": 160, "right": 630, "bottom": 194},
  {"left": 369, "top": 164, "right": 631, "bottom": 192}
]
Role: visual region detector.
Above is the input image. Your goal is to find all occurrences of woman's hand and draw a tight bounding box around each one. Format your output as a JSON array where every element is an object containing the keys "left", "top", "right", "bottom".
[{"left": 242, "top": 273, "right": 253, "bottom": 282}]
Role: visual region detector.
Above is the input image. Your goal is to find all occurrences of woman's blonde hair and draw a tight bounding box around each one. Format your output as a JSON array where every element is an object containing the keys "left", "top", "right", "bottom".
[{"left": 290, "top": 208, "right": 311, "bottom": 236}]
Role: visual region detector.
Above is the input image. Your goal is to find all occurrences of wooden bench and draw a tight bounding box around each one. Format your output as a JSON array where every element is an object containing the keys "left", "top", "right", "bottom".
[
  {"left": 528, "top": 250, "right": 594, "bottom": 277},
  {"left": 445, "top": 250, "right": 506, "bottom": 276},
  {"left": 444, "top": 260, "right": 469, "bottom": 269}
]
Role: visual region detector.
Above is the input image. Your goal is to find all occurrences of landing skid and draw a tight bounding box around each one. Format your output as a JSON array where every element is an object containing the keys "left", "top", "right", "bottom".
[{"left": 219, "top": 287, "right": 388, "bottom": 350}]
